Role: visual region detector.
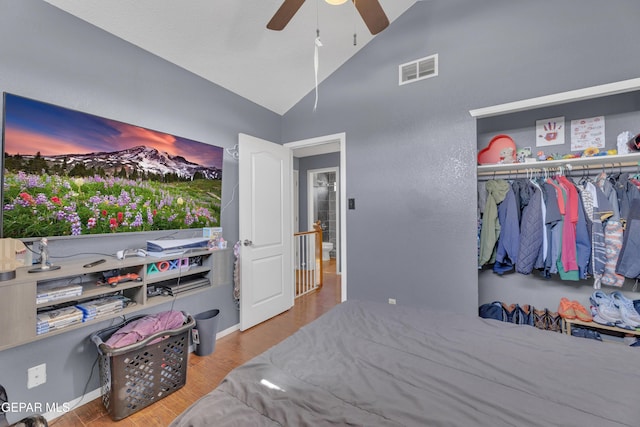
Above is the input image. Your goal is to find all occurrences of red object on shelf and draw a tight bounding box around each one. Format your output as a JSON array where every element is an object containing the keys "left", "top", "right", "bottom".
[
  {"left": 107, "top": 273, "right": 141, "bottom": 286},
  {"left": 477, "top": 134, "right": 516, "bottom": 165}
]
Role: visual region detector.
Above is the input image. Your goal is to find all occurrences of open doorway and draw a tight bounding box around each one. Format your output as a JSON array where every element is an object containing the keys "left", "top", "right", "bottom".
[
  {"left": 285, "top": 133, "right": 346, "bottom": 302},
  {"left": 307, "top": 166, "right": 339, "bottom": 271}
]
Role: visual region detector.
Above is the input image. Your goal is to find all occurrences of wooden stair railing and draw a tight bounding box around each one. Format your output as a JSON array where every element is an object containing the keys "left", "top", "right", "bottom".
[{"left": 293, "top": 220, "right": 323, "bottom": 297}]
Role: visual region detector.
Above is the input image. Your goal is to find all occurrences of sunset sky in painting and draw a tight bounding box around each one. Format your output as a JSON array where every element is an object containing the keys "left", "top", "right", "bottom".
[{"left": 2, "top": 93, "right": 223, "bottom": 170}]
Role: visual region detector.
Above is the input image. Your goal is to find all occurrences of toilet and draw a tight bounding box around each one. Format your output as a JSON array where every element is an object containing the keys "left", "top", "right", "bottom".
[{"left": 322, "top": 242, "right": 333, "bottom": 261}]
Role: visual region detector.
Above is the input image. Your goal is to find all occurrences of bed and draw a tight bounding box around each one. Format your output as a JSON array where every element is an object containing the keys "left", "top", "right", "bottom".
[{"left": 170, "top": 300, "right": 639, "bottom": 426}]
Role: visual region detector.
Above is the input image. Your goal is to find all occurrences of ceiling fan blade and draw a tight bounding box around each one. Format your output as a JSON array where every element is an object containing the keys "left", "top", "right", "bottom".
[
  {"left": 267, "top": 0, "right": 306, "bottom": 31},
  {"left": 353, "top": 0, "right": 389, "bottom": 35}
]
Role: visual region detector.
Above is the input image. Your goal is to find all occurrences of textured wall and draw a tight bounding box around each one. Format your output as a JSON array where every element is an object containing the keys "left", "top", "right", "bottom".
[
  {"left": 282, "top": 0, "right": 640, "bottom": 314},
  {"left": 0, "top": 0, "right": 280, "bottom": 421}
]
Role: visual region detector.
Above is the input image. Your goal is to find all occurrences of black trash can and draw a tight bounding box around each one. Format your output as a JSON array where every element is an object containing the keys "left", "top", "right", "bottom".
[{"left": 193, "top": 309, "right": 220, "bottom": 356}]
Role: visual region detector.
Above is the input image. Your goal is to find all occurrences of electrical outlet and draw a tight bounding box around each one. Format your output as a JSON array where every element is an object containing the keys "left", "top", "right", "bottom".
[
  {"left": 388, "top": 298, "right": 396, "bottom": 305},
  {"left": 27, "top": 363, "right": 46, "bottom": 389}
]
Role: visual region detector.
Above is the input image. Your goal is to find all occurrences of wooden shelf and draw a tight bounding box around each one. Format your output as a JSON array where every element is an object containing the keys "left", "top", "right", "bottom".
[
  {"left": 33, "top": 304, "right": 141, "bottom": 341},
  {"left": 36, "top": 280, "right": 142, "bottom": 309},
  {"left": 563, "top": 318, "right": 640, "bottom": 338},
  {"left": 0, "top": 248, "right": 232, "bottom": 352}
]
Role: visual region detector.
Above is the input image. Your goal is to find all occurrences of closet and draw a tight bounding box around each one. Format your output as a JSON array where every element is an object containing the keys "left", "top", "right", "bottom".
[{"left": 472, "top": 78, "right": 640, "bottom": 315}]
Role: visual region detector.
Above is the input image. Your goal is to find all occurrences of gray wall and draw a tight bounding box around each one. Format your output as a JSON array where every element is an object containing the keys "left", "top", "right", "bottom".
[
  {"left": 282, "top": 0, "right": 640, "bottom": 314},
  {"left": 0, "top": 0, "right": 280, "bottom": 421}
]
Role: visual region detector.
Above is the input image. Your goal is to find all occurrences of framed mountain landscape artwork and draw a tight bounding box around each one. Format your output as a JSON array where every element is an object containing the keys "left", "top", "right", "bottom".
[{"left": 2, "top": 93, "right": 224, "bottom": 240}]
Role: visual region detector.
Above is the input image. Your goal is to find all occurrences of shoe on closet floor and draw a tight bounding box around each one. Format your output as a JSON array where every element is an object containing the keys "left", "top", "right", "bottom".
[
  {"left": 610, "top": 291, "right": 640, "bottom": 328},
  {"left": 479, "top": 301, "right": 505, "bottom": 321},
  {"left": 516, "top": 304, "right": 535, "bottom": 326},
  {"left": 501, "top": 303, "right": 518, "bottom": 323},
  {"left": 546, "top": 310, "right": 563, "bottom": 333},
  {"left": 533, "top": 309, "right": 547, "bottom": 330},
  {"left": 590, "top": 291, "right": 623, "bottom": 326},
  {"left": 571, "top": 327, "right": 602, "bottom": 341},
  {"left": 570, "top": 300, "right": 592, "bottom": 322},
  {"left": 558, "top": 297, "right": 577, "bottom": 319}
]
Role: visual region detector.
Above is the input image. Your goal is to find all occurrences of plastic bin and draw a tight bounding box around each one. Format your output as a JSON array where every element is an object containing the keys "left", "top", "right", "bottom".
[
  {"left": 193, "top": 309, "right": 220, "bottom": 356},
  {"left": 90, "top": 312, "right": 195, "bottom": 421}
]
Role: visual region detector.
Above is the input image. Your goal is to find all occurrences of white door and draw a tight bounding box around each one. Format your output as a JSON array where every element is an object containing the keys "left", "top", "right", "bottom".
[{"left": 238, "top": 133, "right": 293, "bottom": 330}]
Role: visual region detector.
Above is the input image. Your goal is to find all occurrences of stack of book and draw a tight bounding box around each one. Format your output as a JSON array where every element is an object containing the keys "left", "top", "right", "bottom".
[
  {"left": 76, "top": 296, "right": 130, "bottom": 322},
  {"left": 36, "top": 283, "right": 83, "bottom": 305},
  {"left": 36, "top": 306, "right": 83, "bottom": 335}
]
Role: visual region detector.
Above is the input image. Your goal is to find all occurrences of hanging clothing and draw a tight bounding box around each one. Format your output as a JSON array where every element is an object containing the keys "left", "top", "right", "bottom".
[
  {"left": 577, "top": 182, "right": 595, "bottom": 278},
  {"left": 616, "top": 198, "right": 640, "bottom": 278},
  {"left": 554, "top": 179, "right": 578, "bottom": 282},
  {"left": 601, "top": 220, "right": 625, "bottom": 287},
  {"left": 493, "top": 185, "right": 520, "bottom": 275},
  {"left": 516, "top": 182, "right": 543, "bottom": 275},
  {"left": 557, "top": 176, "right": 579, "bottom": 275},
  {"left": 511, "top": 179, "right": 529, "bottom": 224},
  {"left": 595, "top": 172, "right": 621, "bottom": 220},
  {"left": 476, "top": 167, "right": 640, "bottom": 287},
  {"left": 542, "top": 181, "right": 563, "bottom": 278},
  {"left": 590, "top": 182, "right": 615, "bottom": 289},
  {"left": 613, "top": 173, "right": 640, "bottom": 222},
  {"left": 575, "top": 187, "right": 591, "bottom": 279},
  {"left": 478, "top": 180, "right": 510, "bottom": 266}
]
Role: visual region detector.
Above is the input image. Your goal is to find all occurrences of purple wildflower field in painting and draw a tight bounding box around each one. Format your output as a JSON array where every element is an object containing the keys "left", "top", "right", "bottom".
[{"left": 2, "top": 93, "right": 223, "bottom": 238}]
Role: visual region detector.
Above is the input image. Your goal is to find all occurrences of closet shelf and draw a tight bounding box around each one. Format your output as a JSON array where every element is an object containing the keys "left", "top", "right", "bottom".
[
  {"left": 469, "top": 77, "right": 640, "bottom": 119},
  {"left": 477, "top": 153, "right": 640, "bottom": 177}
]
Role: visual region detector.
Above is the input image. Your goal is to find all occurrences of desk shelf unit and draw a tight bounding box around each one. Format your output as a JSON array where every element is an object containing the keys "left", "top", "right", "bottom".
[{"left": 0, "top": 248, "right": 232, "bottom": 351}]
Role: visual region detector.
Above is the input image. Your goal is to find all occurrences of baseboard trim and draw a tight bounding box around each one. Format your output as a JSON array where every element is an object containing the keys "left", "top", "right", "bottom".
[
  {"left": 44, "top": 387, "right": 102, "bottom": 421},
  {"left": 216, "top": 323, "right": 240, "bottom": 339}
]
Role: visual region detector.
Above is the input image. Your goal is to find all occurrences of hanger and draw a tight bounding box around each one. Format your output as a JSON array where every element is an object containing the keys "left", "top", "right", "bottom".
[{"left": 579, "top": 165, "right": 590, "bottom": 184}]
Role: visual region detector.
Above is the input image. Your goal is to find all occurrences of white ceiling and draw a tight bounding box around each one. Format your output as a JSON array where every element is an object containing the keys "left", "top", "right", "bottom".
[{"left": 43, "top": 0, "right": 418, "bottom": 116}]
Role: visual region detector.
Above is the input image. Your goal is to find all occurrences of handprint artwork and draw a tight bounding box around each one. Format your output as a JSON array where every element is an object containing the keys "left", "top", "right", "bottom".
[
  {"left": 541, "top": 121, "right": 561, "bottom": 141},
  {"left": 536, "top": 116, "right": 565, "bottom": 147}
]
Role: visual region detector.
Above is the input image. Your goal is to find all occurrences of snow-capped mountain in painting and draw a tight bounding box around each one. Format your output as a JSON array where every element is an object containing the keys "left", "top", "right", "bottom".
[{"left": 30, "top": 145, "right": 222, "bottom": 180}]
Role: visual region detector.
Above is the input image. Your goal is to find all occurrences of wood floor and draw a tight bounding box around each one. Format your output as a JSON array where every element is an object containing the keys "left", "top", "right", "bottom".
[{"left": 49, "top": 260, "right": 341, "bottom": 427}]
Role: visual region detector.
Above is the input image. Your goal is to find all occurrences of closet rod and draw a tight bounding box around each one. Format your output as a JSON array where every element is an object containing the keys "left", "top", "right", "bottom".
[{"left": 477, "top": 160, "right": 640, "bottom": 180}]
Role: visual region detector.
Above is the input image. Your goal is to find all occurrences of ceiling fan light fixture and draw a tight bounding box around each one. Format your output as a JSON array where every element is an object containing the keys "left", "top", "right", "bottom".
[{"left": 325, "top": 0, "right": 348, "bottom": 5}]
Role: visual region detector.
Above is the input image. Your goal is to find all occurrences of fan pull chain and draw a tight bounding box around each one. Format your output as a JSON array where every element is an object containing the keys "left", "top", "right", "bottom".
[
  {"left": 314, "top": 0, "right": 322, "bottom": 111},
  {"left": 314, "top": 31, "right": 322, "bottom": 111}
]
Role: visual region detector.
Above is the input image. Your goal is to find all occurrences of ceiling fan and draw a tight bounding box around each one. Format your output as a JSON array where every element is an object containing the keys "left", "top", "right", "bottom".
[{"left": 267, "top": 0, "right": 390, "bottom": 35}]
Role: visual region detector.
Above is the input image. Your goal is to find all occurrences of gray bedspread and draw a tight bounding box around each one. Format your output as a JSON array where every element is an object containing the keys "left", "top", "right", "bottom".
[{"left": 171, "top": 300, "right": 640, "bottom": 426}]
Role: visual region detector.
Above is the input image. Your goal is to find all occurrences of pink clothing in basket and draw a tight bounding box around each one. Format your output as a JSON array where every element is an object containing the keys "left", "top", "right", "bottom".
[{"left": 105, "top": 311, "right": 185, "bottom": 348}]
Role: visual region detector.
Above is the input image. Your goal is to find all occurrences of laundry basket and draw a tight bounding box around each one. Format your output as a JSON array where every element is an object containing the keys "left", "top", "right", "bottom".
[{"left": 90, "top": 312, "right": 195, "bottom": 421}]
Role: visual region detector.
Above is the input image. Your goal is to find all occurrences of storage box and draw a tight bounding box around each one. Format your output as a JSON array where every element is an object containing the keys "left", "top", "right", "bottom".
[{"left": 90, "top": 312, "right": 195, "bottom": 420}]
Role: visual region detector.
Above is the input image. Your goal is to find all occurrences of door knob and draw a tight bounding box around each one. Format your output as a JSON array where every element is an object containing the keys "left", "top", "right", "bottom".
[{"left": 243, "top": 239, "right": 253, "bottom": 246}]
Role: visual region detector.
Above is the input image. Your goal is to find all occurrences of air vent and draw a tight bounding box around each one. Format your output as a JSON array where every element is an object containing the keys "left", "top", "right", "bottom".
[{"left": 399, "top": 54, "right": 438, "bottom": 86}]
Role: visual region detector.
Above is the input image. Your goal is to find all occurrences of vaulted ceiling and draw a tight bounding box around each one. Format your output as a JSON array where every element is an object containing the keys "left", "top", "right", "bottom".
[{"left": 43, "top": 0, "right": 418, "bottom": 115}]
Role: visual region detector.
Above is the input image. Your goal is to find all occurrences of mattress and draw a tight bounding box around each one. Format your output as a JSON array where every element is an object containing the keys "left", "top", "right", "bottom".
[{"left": 171, "top": 300, "right": 640, "bottom": 426}]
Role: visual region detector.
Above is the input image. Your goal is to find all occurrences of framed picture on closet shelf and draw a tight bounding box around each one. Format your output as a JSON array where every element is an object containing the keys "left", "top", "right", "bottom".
[{"left": 536, "top": 116, "right": 565, "bottom": 147}]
